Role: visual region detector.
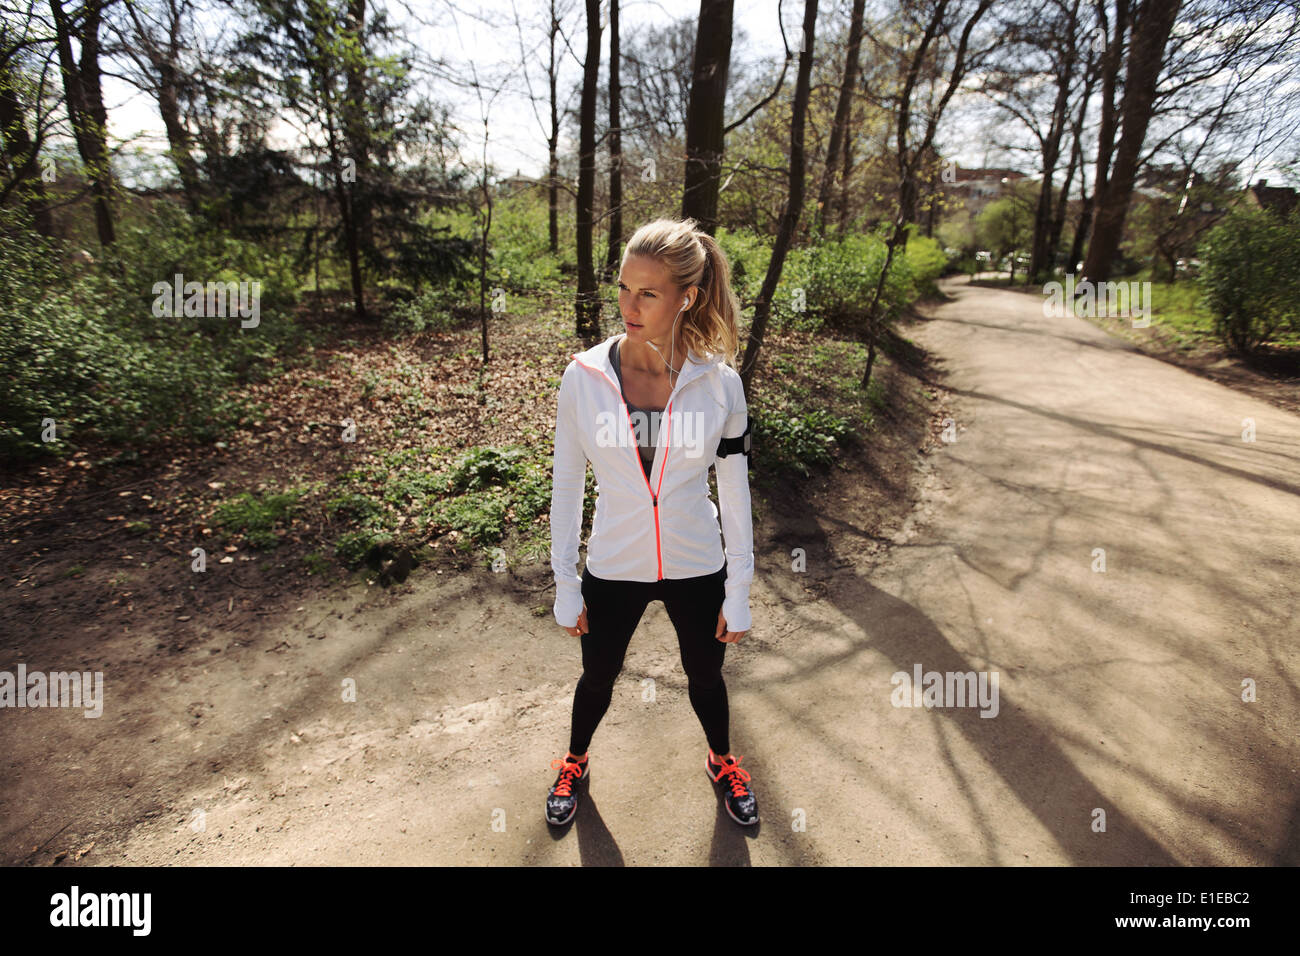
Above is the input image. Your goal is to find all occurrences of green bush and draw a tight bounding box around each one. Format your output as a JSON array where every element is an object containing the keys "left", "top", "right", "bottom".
[
  {"left": 751, "top": 403, "right": 850, "bottom": 477},
  {"left": 0, "top": 201, "right": 303, "bottom": 462},
  {"left": 212, "top": 488, "right": 307, "bottom": 549},
  {"left": 334, "top": 529, "right": 391, "bottom": 568},
  {"left": 902, "top": 231, "right": 947, "bottom": 295},
  {"left": 445, "top": 445, "right": 531, "bottom": 492},
  {"left": 434, "top": 491, "right": 509, "bottom": 545},
  {"left": 1197, "top": 205, "right": 1300, "bottom": 353},
  {"left": 716, "top": 225, "right": 773, "bottom": 307},
  {"left": 489, "top": 192, "right": 563, "bottom": 292},
  {"left": 381, "top": 287, "right": 465, "bottom": 334},
  {"left": 776, "top": 232, "right": 915, "bottom": 333}
]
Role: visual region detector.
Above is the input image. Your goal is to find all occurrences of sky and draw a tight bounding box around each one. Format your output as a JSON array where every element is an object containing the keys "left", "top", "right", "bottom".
[
  {"left": 107, "top": 0, "right": 813, "bottom": 180},
  {"left": 101, "top": 0, "right": 1293, "bottom": 188}
]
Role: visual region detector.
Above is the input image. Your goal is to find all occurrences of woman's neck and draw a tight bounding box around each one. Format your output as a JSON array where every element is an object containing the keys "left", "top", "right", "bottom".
[{"left": 621, "top": 332, "right": 686, "bottom": 382}]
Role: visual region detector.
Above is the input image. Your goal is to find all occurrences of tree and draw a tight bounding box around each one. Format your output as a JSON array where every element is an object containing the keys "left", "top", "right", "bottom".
[
  {"left": 508, "top": 0, "right": 574, "bottom": 255},
  {"left": 681, "top": 0, "right": 733, "bottom": 234},
  {"left": 574, "top": 0, "right": 600, "bottom": 341},
  {"left": 859, "top": 0, "right": 996, "bottom": 390},
  {"left": 815, "top": 0, "right": 865, "bottom": 238},
  {"left": 0, "top": 46, "right": 55, "bottom": 234},
  {"left": 108, "top": 0, "right": 205, "bottom": 212},
  {"left": 1079, "top": 0, "right": 1130, "bottom": 270},
  {"left": 603, "top": 0, "right": 622, "bottom": 280},
  {"left": 738, "top": 0, "right": 818, "bottom": 394},
  {"left": 234, "top": 0, "right": 371, "bottom": 319},
  {"left": 1082, "top": 0, "right": 1182, "bottom": 282},
  {"left": 50, "top": 0, "right": 116, "bottom": 247}
]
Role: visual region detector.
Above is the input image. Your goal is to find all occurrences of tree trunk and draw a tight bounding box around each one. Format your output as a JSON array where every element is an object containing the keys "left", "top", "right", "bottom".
[
  {"left": 1068, "top": 165, "right": 1092, "bottom": 273},
  {"left": 681, "top": 0, "right": 734, "bottom": 235},
  {"left": 860, "top": 0, "right": 994, "bottom": 389},
  {"left": 51, "top": 0, "right": 115, "bottom": 247},
  {"left": 343, "top": 0, "right": 373, "bottom": 256},
  {"left": 1083, "top": 0, "right": 1182, "bottom": 283},
  {"left": 738, "top": 0, "right": 818, "bottom": 394},
  {"left": 815, "top": 0, "right": 865, "bottom": 238},
  {"left": 548, "top": 0, "right": 560, "bottom": 254},
  {"left": 603, "top": 0, "right": 623, "bottom": 280},
  {"left": 155, "top": 60, "right": 203, "bottom": 212},
  {"left": 0, "top": 63, "right": 54, "bottom": 234},
  {"left": 1050, "top": 57, "right": 1095, "bottom": 273},
  {"left": 574, "top": 0, "right": 602, "bottom": 342},
  {"left": 837, "top": 99, "right": 859, "bottom": 235},
  {"left": 1080, "top": 0, "right": 1129, "bottom": 272},
  {"left": 1029, "top": 0, "right": 1081, "bottom": 283},
  {"left": 319, "top": 58, "right": 366, "bottom": 321}
]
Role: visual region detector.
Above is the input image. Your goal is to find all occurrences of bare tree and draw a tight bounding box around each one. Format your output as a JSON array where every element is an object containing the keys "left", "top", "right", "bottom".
[
  {"left": 50, "top": 0, "right": 116, "bottom": 247},
  {"left": 815, "top": 0, "right": 865, "bottom": 238},
  {"left": 509, "top": 0, "right": 574, "bottom": 254},
  {"left": 738, "top": 0, "right": 818, "bottom": 394},
  {"left": 107, "top": 0, "right": 205, "bottom": 211},
  {"left": 859, "top": 0, "right": 996, "bottom": 390},
  {"left": 0, "top": 14, "right": 57, "bottom": 234},
  {"left": 681, "top": 0, "right": 733, "bottom": 234},
  {"left": 1082, "top": 0, "right": 1182, "bottom": 282},
  {"left": 603, "top": 0, "right": 621, "bottom": 279},
  {"left": 574, "top": 0, "right": 600, "bottom": 341}
]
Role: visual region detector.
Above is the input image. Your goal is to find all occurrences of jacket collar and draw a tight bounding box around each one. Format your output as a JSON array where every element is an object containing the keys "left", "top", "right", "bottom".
[{"left": 573, "top": 332, "right": 721, "bottom": 395}]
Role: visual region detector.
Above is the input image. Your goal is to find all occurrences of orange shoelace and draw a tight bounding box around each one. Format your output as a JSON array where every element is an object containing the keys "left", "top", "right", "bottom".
[
  {"left": 550, "top": 757, "right": 584, "bottom": 797},
  {"left": 712, "top": 754, "right": 752, "bottom": 798}
]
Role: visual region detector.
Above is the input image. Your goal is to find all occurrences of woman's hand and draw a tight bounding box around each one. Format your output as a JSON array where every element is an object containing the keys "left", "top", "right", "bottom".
[
  {"left": 715, "top": 611, "right": 747, "bottom": 644},
  {"left": 562, "top": 603, "right": 589, "bottom": 637}
]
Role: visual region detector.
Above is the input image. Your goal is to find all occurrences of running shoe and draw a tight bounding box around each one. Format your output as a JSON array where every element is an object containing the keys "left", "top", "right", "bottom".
[
  {"left": 706, "top": 749, "right": 759, "bottom": 825},
  {"left": 545, "top": 753, "right": 589, "bottom": 826}
]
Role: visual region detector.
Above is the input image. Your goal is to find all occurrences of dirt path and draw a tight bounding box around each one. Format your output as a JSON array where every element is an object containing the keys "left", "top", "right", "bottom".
[{"left": 5, "top": 275, "right": 1297, "bottom": 866}]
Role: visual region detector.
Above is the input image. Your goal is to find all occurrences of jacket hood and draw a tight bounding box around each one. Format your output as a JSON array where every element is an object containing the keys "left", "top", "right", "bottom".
[{"left": 572, "top": 332, "right": 724, "bottom": 393}]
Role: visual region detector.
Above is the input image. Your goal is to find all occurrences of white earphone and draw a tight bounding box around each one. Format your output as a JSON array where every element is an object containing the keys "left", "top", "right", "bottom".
[{"left": 648, "top": 296, "right": 691, "bottom": 378}]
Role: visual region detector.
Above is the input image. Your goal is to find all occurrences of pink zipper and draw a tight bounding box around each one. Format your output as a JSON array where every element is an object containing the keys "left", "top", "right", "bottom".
[{"left": 573, "top": 355, "right": 670, "bottom": 580}]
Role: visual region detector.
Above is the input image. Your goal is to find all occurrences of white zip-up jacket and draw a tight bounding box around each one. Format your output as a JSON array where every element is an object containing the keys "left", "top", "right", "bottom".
[{"left": 550, "top": 333, "right": 754, "bottom": 632}]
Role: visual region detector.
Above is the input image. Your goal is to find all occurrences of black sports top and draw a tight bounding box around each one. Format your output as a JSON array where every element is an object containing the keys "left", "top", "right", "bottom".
[{"left": 610, "top": 336, "right": 663, "bottom": 480}]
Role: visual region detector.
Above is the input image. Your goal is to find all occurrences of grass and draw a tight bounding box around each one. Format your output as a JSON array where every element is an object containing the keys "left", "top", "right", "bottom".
[
  {"left": 212, "top": 486, "right": 313, "bottom": 550},
  {"left": 1001, "top": 267, "right": 1300, "bottom": 352}
]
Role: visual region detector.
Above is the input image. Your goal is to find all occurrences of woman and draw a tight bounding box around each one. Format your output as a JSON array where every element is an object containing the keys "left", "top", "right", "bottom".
[{"left": 546, "top": 217, "right": 757, "bottom": 827}]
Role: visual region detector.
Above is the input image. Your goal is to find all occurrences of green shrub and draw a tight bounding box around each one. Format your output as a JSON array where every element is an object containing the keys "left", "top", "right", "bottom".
[
  {"left": 775, "top": 233, "right": 915, "bottom": 333},
  {"left": 0, "top": 201, "right": 303, "bottom": 462},
  {"left": 445, "top": 445, "right": 530, "bottom": 492},
  {"left": 434, "top": 491, "right": 509, "bottom": 545},
  {"left": 325, "top": 491, "right": 384, "bottom": 523},
  {"left": 1197, "top": 205, "right": 1300, "bottom": 353},
  {"left": 334, "top": 529, "right": 390, "bottom": 568},
  {"left": 212, "top": 488, "right": 307, "bottom": 549},
  {"left": 716, "top": 226, "right": 773, "bottom": 307},
  {"left": 751, "top": 403, "right": 850, "bottom": 477},
  {"left": 902, "top": 231, "right": 947, "bottom": 295},
  {"left": 381, "top": 286, "right": 465, "bottom": 334}
]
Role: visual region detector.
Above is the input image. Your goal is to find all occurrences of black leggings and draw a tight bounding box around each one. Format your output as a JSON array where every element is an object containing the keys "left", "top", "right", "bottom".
[{"left": 568, "top": 564, "right": 730, "bottom": 756}]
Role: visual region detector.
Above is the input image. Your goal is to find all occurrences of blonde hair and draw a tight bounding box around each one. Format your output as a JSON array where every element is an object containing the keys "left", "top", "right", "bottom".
[{"left": 621, "top": 218, "right": 742, "bottom": 369}]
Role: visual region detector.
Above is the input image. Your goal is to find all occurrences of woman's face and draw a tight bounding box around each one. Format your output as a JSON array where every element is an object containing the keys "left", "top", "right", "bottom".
[{"left": 617, "top": 254, "right": 695, "bottom": 346}]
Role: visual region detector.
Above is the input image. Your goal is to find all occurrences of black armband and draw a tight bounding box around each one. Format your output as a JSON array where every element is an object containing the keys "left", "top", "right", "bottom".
[{"left": 716, "top": 421, "right": 751, "bottom": 458}]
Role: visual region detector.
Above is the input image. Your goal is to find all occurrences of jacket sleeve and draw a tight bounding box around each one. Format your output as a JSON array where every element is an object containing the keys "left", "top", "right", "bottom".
[
  {"left": 550, "top": 362, "right": 587, "bottom": 628},
  {"left": 714, "top": 374, "right": 754, "bottom": 633}
]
